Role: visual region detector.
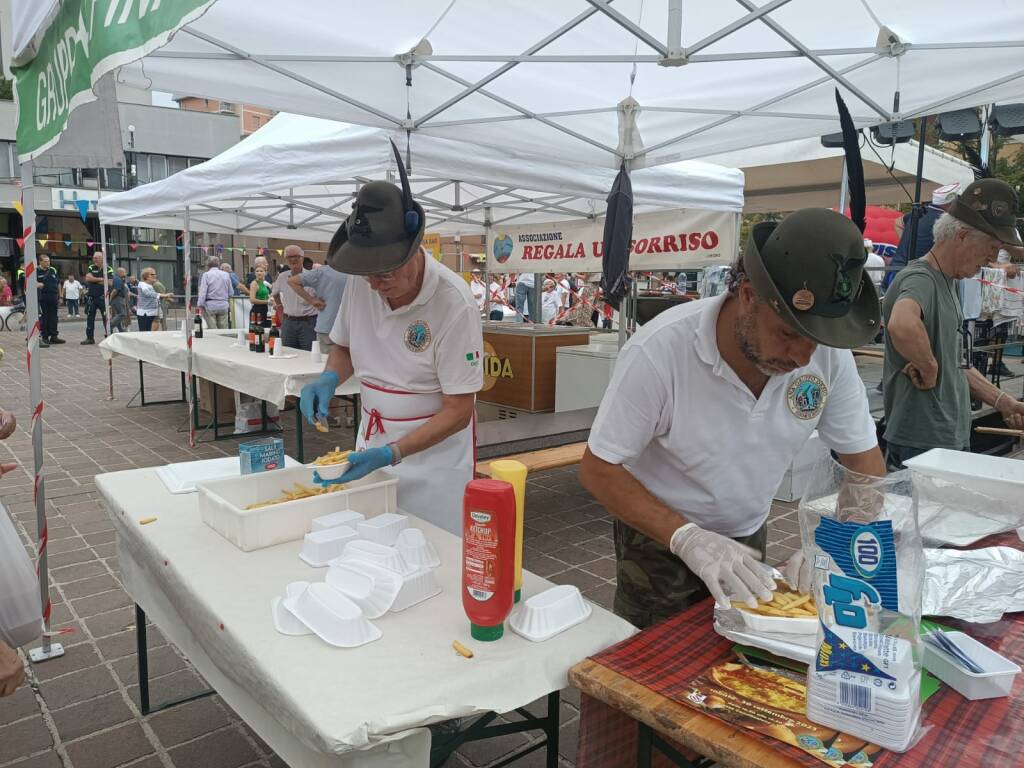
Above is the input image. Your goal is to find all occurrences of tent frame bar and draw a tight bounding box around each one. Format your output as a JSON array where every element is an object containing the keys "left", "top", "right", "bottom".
[
  {"left": 583, "top": 0, "right": 668, "bottom": 57},
  {"left": 145, "top": 41, "right": 1024, "bottom": 65}
]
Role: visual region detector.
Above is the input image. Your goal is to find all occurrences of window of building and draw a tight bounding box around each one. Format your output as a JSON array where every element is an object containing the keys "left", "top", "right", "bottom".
[
  {"left": 0, "top": 142, "right": 20, "bottom": 180},
  {"left": 168, "top": 156, "right": 188, "bottom": 175}
]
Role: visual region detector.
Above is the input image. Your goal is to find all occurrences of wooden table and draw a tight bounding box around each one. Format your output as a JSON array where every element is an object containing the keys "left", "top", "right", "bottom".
[{"left": 571, "top": 659, "right": 800, "bottom": 768}]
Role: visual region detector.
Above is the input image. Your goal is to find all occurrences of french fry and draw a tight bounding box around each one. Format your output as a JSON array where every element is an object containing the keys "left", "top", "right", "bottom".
[
  {"left": 244, "top": 481, "right": 348, "bottom": 509},
  {"left": 313, "top": 447, "right": 352, "bottom": 466},
  {"left": 733, "top": 588, "right": 817, "bottom": 618}
]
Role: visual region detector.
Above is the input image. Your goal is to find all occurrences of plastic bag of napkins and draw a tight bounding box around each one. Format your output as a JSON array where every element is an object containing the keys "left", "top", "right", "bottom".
[{"left": 797, "top": 459, "right": 925, "bottom": 752}]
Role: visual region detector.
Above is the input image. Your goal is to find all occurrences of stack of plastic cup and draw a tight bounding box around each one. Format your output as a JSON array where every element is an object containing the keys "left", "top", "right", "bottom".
[{"left": 310, "top": 340, "right": 323, "bottom": 363}]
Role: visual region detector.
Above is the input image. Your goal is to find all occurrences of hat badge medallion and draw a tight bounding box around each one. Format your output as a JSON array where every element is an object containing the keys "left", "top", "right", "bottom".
[{"left": 792, "top": 284, "right": 815, "bottom": 312}]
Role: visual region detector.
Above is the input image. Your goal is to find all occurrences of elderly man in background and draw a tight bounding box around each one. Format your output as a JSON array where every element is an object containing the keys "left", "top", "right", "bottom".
[
  {"left": 272, "top": 245, "right": 318, "bottom": 350},
  {"left": 287, "top": 262, "right": 347, "bottom": 355},
  {"left": 197, "top": 255, "right": 233, "bottom": 329},
  {"left": 883, "top": 179, "right": 1024, "bottom": 469}
]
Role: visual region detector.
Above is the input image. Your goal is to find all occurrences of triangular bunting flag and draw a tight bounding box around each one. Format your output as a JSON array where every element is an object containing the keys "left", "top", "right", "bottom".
[
  {"left": 12, "top": 201, "right": 23, "bottom": 217},
  {"left": 16, "top": 238, "right": 24, "bottom": 249},
  {"left": 257, "top": 246, "right": 265, "bottom": 257},
  {"left": 86, "top": 239, "right": 95, "bottom": 249},
  {"left": 215, "top": 244, "right": 224, "bottom": 254},
  {"left": 151, "top": 244, "right": 160, "bottom": 252},
  {"left": 38, "top": 238, "right": 48, "bottom": 248},
  {"left": 201, "top": 245, "right": 209, "bottom": 255},
  {"left": 129, "top": 240, "right": 138, "bottom": 252},
  {"left": 75, "top": 199, "right": 90, "bottom": 223},
  {"left": 176, "top": 243, "right": 184, "bottom": 252},
  {"left": 63, "top": 238, "right": 72, "bottom": 248},
  {"left": 275, "top": 249, "right": 283, "bottom": 256}
]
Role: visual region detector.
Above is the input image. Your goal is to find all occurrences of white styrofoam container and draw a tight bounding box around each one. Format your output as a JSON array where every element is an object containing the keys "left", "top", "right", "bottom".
[
  {"left": 904, "top": 449, "right": 1024, "bottom": 504},
  {"left": 774, "top": 430, "right": 828, "bottom": 502},
  {"left": 736, "top": 607, "right": 818, "bottom": 636},
  {"left": 923, "top": 631, "right": 1020, "bottom": 700},
  {"left": 197, "top": 466, "right": 398, "bottom": 551}
]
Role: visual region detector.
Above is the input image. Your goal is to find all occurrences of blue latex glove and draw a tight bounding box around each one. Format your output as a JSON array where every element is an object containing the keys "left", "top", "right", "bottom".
[
  {"left": 315, "top": 446, "right": 393, "bottom": 486},
  {"left": 299, "top": 370, "right": 339, "bottom": 427}
]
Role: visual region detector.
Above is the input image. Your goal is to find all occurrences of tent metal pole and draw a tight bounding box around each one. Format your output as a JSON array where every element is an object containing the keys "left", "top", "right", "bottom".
[
  {"left": 97, "top": 174, "right": 114, "bottom": 400},
  {"left": 184, "top": 207, "right": 195, "bottom": 448},
  {"left": 837, "top": 161, "right": 849, "bottom": 215},
  {"left": 906, "top": 117, "right": 929, "bottom": 263},
  {"left": 22, "top": 158, "right": 63, "bottom": 663},
  {"left": 483, "top": 206, "right": 492, "bottom": 320}
]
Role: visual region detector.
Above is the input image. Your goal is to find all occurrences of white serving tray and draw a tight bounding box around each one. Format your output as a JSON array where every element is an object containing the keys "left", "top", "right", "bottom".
[
  {"left": 157, "top": 455, "right": 300, "bottom": 494},
  {"left": 197, "top": 466, "right": 398, "bottom": 552}
]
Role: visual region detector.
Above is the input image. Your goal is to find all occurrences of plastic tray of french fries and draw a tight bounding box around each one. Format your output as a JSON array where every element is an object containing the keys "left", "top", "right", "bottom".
[
  {"left": 197, "top": 462, "right": 398, "bottom": 552},
  {"left": 731, "top": 587, "right": 819, "bottom": 635}
]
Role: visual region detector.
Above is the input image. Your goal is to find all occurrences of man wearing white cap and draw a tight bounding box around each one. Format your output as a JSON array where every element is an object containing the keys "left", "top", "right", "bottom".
[{"left": 886, "top": 182, "right": 960, "bottom": 288}]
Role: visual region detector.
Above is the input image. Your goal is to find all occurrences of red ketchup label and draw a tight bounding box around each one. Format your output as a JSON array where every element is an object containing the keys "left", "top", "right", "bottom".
[{"left": 465, "top": 510, "right": 498, "bottom": 601}]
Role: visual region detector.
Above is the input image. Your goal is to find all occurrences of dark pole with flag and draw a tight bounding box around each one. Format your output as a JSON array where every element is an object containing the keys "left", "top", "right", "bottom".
[{"left": 601, "top": 163, "right": 634, "bottom": 339}]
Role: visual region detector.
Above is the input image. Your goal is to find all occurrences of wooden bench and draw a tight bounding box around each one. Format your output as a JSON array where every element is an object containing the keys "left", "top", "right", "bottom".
[{"left": 476, "top": 441, "right": 587, "bottom": 477}]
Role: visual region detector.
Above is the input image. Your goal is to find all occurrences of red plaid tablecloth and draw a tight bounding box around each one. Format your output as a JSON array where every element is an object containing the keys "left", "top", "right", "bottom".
[{"left": 577, "top": 533, "right": 1024, "bottom": 768}]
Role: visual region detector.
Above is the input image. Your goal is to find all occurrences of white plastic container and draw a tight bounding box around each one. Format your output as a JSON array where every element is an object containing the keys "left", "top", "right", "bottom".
[
  {"left": 923, "top": 631, "right": 1020, "bottom": 700},
  {"left": 310, "top": 340, "right": 323, "bottom": 364},
  {"left": 311, "top": 509, "right": 365, "bottom": 532},
  {"left": 299, "top": 526, "right": 359, "bottom": 567},
  {"left": 395, "top": 528, "right": 440, "bottom": 569},
  {"left": 509, "top": 585, "right": 592, "bottom": 642},
  {"left": 391, "top": 567, "right": 442, "bottom": 612},
  {"left": 272, "top": 582, "right": 312, "bottom": 636},
  {"left": 283, "top": 582, "right": 381, "bottom": 648},
  {"left": 313, "top": 461, "right": 349, "bottom": 481},
  {"left": 736, "top": 608, "right": 818, "bottom": 636},
  {"left": 357, "top": 513, "right": 409, "bottom": 546},
  {"left": 904, "top": 449, "right": 1024, "bottom": 504},
  {"left": 336, "top": 539, "right": 413, "bottom": 575},
  {"left": 197, "top": 467, "right": 397, "bottom": 551},
  {"left": 157, "top": 455, "right": 301, "bottom": 494},
  {"left": 325, "top": 562, "right": 401, "bottom": 618}
]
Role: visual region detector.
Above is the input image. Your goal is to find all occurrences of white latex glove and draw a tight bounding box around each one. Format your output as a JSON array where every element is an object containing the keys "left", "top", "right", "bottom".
[
  {"left": 670, "top": 523, "right": 776, "bottom": 608},
  {"left": 783, "top": 549, "right": 813, "bottom": 595}
]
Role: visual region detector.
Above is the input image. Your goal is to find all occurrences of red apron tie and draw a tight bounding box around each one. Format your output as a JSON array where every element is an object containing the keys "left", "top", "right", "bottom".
[{"left": 364, "top": 408, "right": 386, "bottom": 441}]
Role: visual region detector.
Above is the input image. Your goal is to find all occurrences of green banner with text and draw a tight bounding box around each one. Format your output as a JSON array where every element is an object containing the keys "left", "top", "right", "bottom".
[{"left": 13, "top": 0, "right": 215, "bottom": 161}]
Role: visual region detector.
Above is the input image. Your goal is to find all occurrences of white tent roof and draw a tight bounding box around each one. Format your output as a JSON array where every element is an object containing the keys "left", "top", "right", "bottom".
[
  {"left": 98, "top": 113, "right": 744, "bottom": 239},
  {"left": 62, "top": 0, "right": 1024, "bottom": 168},
  {"left": 698, "top": 137, "right": 977, "bottom": 212}
]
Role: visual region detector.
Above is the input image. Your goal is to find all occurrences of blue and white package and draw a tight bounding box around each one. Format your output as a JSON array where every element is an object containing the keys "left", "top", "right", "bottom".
[
  {"left": 239, "top": 437, "right": 285, "bottom": 475},
  {"left": 798, "top": 462, "right": 925, "bottom": 752}
]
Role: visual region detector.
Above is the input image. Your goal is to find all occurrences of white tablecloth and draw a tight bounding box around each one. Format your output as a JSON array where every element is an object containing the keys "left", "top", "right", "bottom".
[
  {"left": 99, "top": 331, "right": 358, "bottom": 407},
  {"left": 97, "top": 468, "right": 635, "bottom": 765}
]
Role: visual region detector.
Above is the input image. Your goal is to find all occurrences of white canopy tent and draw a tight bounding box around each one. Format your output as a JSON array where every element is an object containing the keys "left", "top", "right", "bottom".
[
  {"left": 698, "top": 137, "right": 977, "bottom": 213},
  {"left": 18, "top": 1, "right": 1024, "bottom": 169},
  {"left": 98, "top": 113, "right": 744, "bottom": 239}
]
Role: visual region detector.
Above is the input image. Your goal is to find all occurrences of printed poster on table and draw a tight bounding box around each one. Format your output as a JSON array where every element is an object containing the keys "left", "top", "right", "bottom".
[
  {"left": 681, "top": 662, "right": 883, "bottom": 767},
  {"left": 485, "top": 208, "right": 737, "bottom": 273}
]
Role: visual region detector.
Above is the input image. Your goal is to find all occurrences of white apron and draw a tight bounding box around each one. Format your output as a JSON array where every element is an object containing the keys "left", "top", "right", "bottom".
[{"left": 356, "top": 381, "right": 474, "bottom": 535}]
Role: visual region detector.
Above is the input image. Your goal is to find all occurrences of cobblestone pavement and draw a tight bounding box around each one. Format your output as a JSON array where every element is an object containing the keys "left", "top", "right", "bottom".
[{"left": 0, "top": 323, "right": 801, "bottom": 768}]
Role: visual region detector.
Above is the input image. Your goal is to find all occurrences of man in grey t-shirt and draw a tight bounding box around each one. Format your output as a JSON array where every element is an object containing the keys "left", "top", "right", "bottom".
[
  {"left": 288, "top": 263, "right": 348, "bottom": 354},
  {"left": 882, "top": 179, "right": 1024, "bottom": 469}
]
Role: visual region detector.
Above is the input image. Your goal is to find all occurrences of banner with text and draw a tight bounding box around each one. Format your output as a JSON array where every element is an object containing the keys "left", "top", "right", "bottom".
[
  {"left": 13, "top": 0, "right": 215, "bottom": 161},
  {"left": 486, "top": 208, "right": 738, "bottom": 273}
]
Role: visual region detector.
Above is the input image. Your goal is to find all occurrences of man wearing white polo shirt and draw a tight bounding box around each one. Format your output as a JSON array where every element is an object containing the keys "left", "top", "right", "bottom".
[
  {"left": 300, "top": 148, "right": 482, "bottom": 534},
  {"left": 581, "top": 209, "right": 887, "bottom": 628}
]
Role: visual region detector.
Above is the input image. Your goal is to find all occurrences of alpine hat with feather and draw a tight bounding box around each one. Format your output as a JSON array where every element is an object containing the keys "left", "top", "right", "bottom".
[
  {"left": 327, "top": 140, "right": 426, "bottom": 275},
  {"left": 744, "top": 209, "right": 880, "bottom": 349}
]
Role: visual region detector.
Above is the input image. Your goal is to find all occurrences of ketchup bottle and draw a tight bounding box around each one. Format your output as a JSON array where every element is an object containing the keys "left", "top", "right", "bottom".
[{"left": 462, "top": 479, "right": 516, "bottom": 641}]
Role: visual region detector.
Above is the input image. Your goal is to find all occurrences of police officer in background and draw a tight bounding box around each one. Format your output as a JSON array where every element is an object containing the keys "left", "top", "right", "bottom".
[
  {"left": 36, "top": 254, "right": 63, "bottom": 347},
  {"left": 81, "top": 251, "right": 113, "bottom": 345}
]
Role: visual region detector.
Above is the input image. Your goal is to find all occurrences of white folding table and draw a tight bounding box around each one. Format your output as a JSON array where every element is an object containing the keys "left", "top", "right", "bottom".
[
  {"left": 99, "top": 331, "right": 360, "bottom": 460},
  {"left": 97, "top": 468, "right": 636, "bottom": 768}
]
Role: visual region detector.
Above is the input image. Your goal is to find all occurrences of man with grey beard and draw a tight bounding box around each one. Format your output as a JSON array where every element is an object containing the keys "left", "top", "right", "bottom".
[{"left": 580, "top": 208, "right": 887, "bottom": 628}]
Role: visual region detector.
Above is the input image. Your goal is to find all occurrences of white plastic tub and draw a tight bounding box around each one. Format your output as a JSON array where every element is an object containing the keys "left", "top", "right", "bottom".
[
  {"left": 510, "top": 585, "right": 592, "bottom": 642},
  {"left": 904, "top": 449, "right": 1024, "bottom": 503},
  {"left": 197, "top": 466, "right": 397, "bottom": 551},
  {"left": 923, "top": 631, "right": 1020, "bottom": 700}
]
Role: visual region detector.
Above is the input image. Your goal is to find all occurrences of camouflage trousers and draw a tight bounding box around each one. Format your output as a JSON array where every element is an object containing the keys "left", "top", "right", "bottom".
[{"left": 613, "top": 519, "right": 768, "bottom": 630}]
